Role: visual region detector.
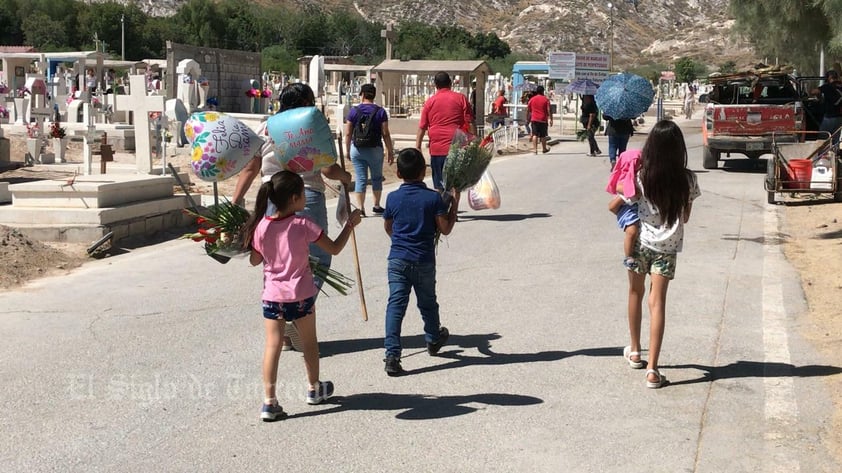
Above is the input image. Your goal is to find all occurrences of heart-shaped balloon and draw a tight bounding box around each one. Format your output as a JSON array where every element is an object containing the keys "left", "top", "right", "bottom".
[
  {"left": 184, "top": 112, "right": 264, "bottom": 182},
  {"left": 266, "top": 106, "right": 336, "bottom": 174}
]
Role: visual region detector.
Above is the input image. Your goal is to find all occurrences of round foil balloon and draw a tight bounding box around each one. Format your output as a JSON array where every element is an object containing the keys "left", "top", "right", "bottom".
[
  {"left": 184, "top": 112, "right": 264, "bottom": 182},
  {"left": 266, "top": 106, "right": 336, "bottom": 174}
]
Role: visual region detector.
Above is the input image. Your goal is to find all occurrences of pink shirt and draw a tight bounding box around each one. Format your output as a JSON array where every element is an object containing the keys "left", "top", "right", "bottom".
[
  {"left": 252, "top": 214, "right": 324, "bottom": 302},
  {"left": 527, "top": 94, "right": 551, "bottom": 122},
  {"left": 419, "top": 88, "right": 473, "bottom": 156},
  {"left": 606, "top": 149, "right": 641, "bottom": 198}
]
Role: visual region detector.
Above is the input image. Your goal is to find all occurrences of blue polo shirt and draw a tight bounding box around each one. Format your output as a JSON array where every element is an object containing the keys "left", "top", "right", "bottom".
[{"left": 383, "top": 181, "right": 448, "bottom": 263}]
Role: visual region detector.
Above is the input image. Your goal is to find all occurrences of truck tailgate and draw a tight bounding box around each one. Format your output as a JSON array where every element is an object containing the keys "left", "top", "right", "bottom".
[{"left": 709, "top": 104, "right": 799, "bottom": 135}]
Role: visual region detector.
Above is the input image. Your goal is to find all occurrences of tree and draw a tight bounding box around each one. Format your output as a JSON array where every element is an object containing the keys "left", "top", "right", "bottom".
[
  {"left": 0, "top": 0, "right": 23, "bottom": 45},
  {"left": 674, "top": 57, "right": 706, "bottom": 83},
  {"left": 729, "top": 0, "right": 831, "bottom": 75},
  {"left": 472, "top": 32, "right": 511, "bottom": 60},
  {"left": 261, "top": 45, "right": 299, "bottom": 75},
  {"left": 22, "top": 12, "right": 67, "bottom": 50}
]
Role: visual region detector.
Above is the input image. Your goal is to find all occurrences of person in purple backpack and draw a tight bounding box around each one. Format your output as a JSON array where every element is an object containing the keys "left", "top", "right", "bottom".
[{"left": 344, "top": 83, "right": 394, "bottom": 216}]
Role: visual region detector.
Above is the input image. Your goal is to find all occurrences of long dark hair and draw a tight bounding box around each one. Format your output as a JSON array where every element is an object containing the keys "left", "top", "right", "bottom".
[
  {"left": 278, "top": 83, "right": 315, "bottom": 112},
  {"left": 639, "top": 120, "right": 692, "bottom": 226},
  {"left": 241, "top": 171, "right": 305, "bottom": 250}
]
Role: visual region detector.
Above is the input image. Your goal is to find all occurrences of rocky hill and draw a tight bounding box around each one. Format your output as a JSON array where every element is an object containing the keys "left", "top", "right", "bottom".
[{"left": 85, "top": 0, "right": 757, "bottom": 70}]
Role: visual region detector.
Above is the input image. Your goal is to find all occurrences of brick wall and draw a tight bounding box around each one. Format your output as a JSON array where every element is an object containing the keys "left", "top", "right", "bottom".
[{"left": 166, "top": 42, "right": 261, "bottom": 113}]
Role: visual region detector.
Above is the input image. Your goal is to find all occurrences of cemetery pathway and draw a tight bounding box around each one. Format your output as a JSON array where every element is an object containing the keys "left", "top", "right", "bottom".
[{"left": 0, "top": 125, "right": 840, "bottom": 472}]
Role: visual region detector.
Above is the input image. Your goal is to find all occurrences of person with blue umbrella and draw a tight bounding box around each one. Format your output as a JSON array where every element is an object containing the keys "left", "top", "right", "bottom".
[{"left": 596, "top": 73, "right": 655, "bottom": 169}]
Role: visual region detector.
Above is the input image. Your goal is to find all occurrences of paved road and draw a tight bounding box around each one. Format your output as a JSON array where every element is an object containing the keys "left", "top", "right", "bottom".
[{"left": 1, "top": 120, "right": 839, "bottom": 472}]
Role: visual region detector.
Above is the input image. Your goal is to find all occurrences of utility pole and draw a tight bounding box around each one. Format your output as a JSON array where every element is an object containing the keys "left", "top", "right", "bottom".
[
  {"left": 121, "top": 15, "right": 125, "bottom": 61},
  {"left": 607, "top": 2, "right": 614, "bottom": 72}
]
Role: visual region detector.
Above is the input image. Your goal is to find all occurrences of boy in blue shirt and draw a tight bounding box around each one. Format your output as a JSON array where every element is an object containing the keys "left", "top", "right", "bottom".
[{"left": 382, "top": 148, "right": 459, "bottom": 376}]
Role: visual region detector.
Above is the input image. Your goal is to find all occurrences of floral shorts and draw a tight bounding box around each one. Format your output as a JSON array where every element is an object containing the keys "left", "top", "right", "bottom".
[
  {"left": 262, "top": 297, "right": 316, "bottom": 321},
  {"left": 631, "top": 242, "right": 677, "bottom": 280}
]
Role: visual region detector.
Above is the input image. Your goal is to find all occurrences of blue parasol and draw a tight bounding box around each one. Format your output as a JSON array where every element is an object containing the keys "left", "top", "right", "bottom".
[
  {"left": 565, "top": 79, "right": 600, "bottom": 95},
  {"left": 595, "top": 73, "right": 654, "bottom": 119}
]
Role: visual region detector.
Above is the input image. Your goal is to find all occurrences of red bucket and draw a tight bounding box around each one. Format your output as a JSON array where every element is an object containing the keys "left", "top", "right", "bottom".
[{"left": 785, "top": 159, "right": 812, "bottom": 190}]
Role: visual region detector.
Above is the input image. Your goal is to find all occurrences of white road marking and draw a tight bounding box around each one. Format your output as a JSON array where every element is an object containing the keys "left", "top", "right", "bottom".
[{"left": 762, "top": 205, "right": 800, "bottom": 472}]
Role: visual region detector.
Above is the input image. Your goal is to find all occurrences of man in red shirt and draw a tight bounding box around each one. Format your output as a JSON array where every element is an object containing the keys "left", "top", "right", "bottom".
[
  {"left": 416, "top": 72, "right": 475, "bottom": 191},
  {"left": 527, "top": 85, "right": 552, "bottom": 154},
  {"left": 491, "top": 90, "right": 508, "bottom": 129}
]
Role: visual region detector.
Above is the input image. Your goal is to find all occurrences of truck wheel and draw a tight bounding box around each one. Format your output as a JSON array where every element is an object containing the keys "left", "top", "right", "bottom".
[{"left": 703, "top": 146, "right": 719, "bottom": 169}]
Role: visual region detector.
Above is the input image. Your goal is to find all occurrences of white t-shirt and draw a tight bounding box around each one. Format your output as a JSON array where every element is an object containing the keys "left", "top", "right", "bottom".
[{"left": 634, "top": 171, "right": 701, "bottom": 254}]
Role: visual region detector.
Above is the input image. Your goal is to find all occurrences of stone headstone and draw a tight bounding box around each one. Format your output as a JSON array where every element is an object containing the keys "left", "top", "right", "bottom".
[{"left": 165, "top": 98, "right": 189, "bottom": 146}]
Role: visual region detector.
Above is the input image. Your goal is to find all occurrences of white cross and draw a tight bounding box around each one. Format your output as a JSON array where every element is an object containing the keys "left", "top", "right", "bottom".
[{"left": 115, "top": 75, "right": 165, "bottom": 173}]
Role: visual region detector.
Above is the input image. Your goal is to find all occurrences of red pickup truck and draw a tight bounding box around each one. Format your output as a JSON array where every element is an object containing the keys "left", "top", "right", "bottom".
[{"left": 702, "top": 71, "right": 804, "bottom": 169}]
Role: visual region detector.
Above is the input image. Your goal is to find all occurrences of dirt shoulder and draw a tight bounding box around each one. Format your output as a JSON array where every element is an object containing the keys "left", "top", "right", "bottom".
[{"left": 779, "top": 198, "right": 842, "bottom": 459}]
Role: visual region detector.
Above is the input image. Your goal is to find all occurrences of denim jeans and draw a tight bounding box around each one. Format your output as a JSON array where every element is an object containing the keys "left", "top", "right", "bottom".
[
  {"left": 608, "top": 134, "right": 631, "bottom": 165},
  {"left": 298, "top": 189, "right": 330, "bottom": 294},
  {"left": 351, "top": 145, "right": 384, "bottom": 192},
  {"left": 430, "top": 155, "right": 446, "bottom": 191},
  {"left": 384, "top": 259, "right": 441, "bottom": 357},
  {"left": 820, "top": 116, "right": 842, "bottom": 147}
]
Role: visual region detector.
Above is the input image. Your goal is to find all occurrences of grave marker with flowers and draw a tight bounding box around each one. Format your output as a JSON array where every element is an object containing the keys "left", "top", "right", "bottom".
[{"left": 50, "top": 121, "right": 68, "bottom": 163}]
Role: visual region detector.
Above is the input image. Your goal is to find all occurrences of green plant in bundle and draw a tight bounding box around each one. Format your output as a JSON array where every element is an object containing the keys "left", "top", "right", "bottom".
[
  {"left": 309, "top": 256, "right": 354, "bottom": 296},
  {"left": 443, "top": 137, "right": 493, "bottom": 192}
]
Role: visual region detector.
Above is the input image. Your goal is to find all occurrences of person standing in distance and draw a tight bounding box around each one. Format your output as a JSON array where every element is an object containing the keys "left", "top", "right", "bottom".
[
  {"left": 491, "top": 89, "right": 508, "bottom": 129},
  {"left": 344, "top": 83, "right": 394, "bottom": 216},
  {"left": 819, "top": 70, "right": 842, "bottom": 146},
  {"left": 527, "top": 85, "right": 552, "bottom": 154},
  {"left": 416, "top": 72, "right": 475, "bottom": 191}
]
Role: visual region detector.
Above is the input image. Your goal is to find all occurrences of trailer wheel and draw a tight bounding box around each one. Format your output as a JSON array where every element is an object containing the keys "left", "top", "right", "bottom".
[
  {"left": 766, "top": 157, "right": 777, "bottom": 204},
  {"left": 835, "top": 157, "right": 842, "bottom": 202}
]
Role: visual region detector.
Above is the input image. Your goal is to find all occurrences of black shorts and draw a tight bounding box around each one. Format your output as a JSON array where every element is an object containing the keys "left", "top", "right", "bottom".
[{"left": 531, "top": 121, "right": 548, "bottom": 138}]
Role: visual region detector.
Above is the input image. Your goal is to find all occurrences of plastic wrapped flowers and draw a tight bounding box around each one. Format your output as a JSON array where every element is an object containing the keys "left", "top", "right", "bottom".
[
  {"left": 181, "top": 200, "right": 353, "bottom": 295},
  {"left": 443, "top": 129, "right": 494, "bottom": 192}
]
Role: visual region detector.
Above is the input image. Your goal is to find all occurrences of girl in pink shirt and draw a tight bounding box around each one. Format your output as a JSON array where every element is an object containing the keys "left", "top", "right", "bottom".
[{"left": 241, "top": 170, "right": 361, "bottom": 421}]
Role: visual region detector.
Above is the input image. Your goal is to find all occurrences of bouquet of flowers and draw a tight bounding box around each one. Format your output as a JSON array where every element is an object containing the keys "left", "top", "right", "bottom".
[
  {"left": 0, "top": 105, "right": 8, "bottom": 119},
  {"left": 25, "top": 122, "right": 40, "bottom": 139},
  {"left": 49, "top": 122, "right": 66, "bottom": 139},
  {"left": 262, "top": 88, "right": 273, "bottom": 99},
  {"left": 181, "top": 200, "right": 250, "bottom": 257},
  {"left": 181, "top": 200, "right": 354, "bottom": 295},
  {"left": 443, "top": 129, "right": 494, "bottom": 192},
  {"left": 246, "top": 88, "right": 260, "bottom": 98}
]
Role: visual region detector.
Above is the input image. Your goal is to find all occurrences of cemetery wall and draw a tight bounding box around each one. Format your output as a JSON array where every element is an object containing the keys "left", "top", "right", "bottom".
[{"left": 166, "top": 42, "right": 261, "bottom": 113}]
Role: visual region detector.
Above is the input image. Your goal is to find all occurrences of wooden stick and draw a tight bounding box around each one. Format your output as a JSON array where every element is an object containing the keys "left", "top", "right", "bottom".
[{"left": 337, "top": 133, "right": 368, "bottom": 321}]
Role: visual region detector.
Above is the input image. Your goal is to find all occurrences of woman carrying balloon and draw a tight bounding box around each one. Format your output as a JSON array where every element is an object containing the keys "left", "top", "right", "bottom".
[{"left": 233, "top": 83, "right": 352, "bottom": 349}]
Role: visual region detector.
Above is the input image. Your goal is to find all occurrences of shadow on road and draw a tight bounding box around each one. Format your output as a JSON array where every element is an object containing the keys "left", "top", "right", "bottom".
[
  {"left": 721, "top": 231, "right": 788, "bottom": 245},
  {"left": 285, "top": 391, "right": 543, "bottom": 421},
  {"left": 718, "top": 158, "right": 768, "bottom": 174},
  {"left": 662, "top": 360, "right": 842, "bottom": 387},
  {"left": 457, "top": 213, "right": 552, "bottom": 222},
  {"left": 319, "top": 333, "right": 505, "bottom": 358}
]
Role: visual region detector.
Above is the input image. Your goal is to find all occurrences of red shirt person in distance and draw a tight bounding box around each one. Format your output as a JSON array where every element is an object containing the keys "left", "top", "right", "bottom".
[
  {"left": 416, "top": 72, "right": 475, "bottom": 191},
  {"left": 527, "top": 85, "right": 553, "bottom": 154}
]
